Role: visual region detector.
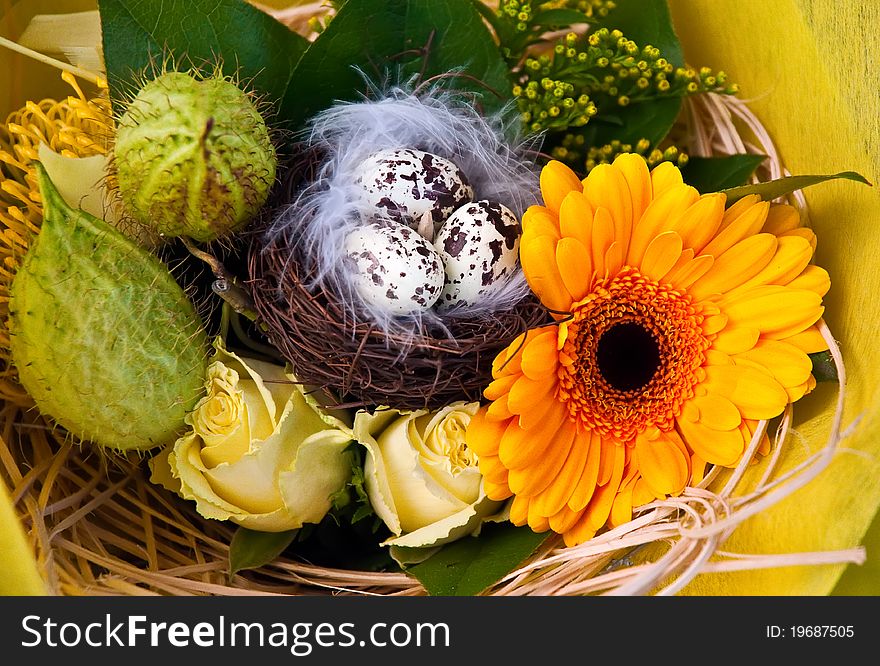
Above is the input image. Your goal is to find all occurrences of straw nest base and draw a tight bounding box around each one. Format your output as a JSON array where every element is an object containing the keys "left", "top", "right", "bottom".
[{"left": 0, "top": 93, "right": 866, "bottom": 596}]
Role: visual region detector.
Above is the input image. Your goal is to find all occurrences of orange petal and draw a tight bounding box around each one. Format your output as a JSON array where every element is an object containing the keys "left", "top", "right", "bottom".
[
  {"left": 669, "top": 193, "right": 725, "bottom": 254},
  {"left": 508, "top": 418, "right": 576, "bottom": 496},
  {"left": 591, "top": 207, "right": 615, "bottom": 273},
  {"left": 520, "top": 327, "right": 559, "bottom": 380},
  {"left": 465, "top": 408, "right": 508, "bottom": 458},
  {"left": 492, "top": 332, "right": 525, "bottom": 377},
  {"left": 508, "top": 373, "right": 556, "bottom": 415},
  {"left": 556, "top": 237, "right": 593, "bottom": 302},
  {"left": 568, "top": 430, "right": 602, "bottom": 511},
  {"left": 583, "top": 163, "right": 633, "bottom": 256},
  {"left": 627, "top": 183, "right": 699, "bottom": 265},
  {"left": 635, "top": 430, "right": 690, "bottom": 496},
  {"left": 780, "top": 325, "right": 828, "bottom": 354},
  {"left": 640, "top": 230, "right": 684, "bottom": 282},
  {"left": 499, "top": 402, "right": 564, "bottom": 470},
  {"left": 486, "top": 392, "right": 513, "bottom": 421},
  {"left": 540, "top": 160, "right": 583, "bottom": 214},
  {"left": 712, "top": 326, "right": 760, "bottom": 354},
  {"left": 603, "top": 240, "right": 624, "bottom": 278},
  {"left": 484, "top": 373, "right": 518, "bottom": 401},
  {"left": 687, "top": 393, "right": 742, "bottom": 431},
  {"left": 609, "top": 483, "right": 635, "bottom": 528},
  {"left": 704, "top": 364, "right": 789, "bottom": 420},
  {"left": 558, "top": 190, "right": 594, "bottom": 249},
  {"left": 676, "top": 417, "right": 746, "bottom": 466},
  {"left": 721, "top": 286, "right": 824, "bottom": 339},
  {"left": 733, "top": 340, "right": 813, "bottom": 388},
  {"left": 581, "top": 443, "right": 626, "bottom": 531},
  {"left": 531, "top": 423, "right": 591, "bottom": 518},
  {"left": 613, "top": 152, "right": 652, "bottom": 221},
  {"left": 521, "top": 234, "right": 572, "bottom": 313},
  {"left": 702, "top": 199, "right": 770, "bottom": 257},
  {"left": 725, "top": 235, "right": 813, "bottom": 296},
  {"left": 522, "top": 205, "right": 561, "bottom": 239},
  {"left": 650, "top": 161, "right": 684, "bottom": 198},
  {"left": 688, "top": 234, "right": 778, "bottom": 300},
  {"left": 664, "top": 253, "right": 714, "bottom": 290},
  {"left": 761, "top": 204, "right": 802, "bottom": 234},
  {"left": 787, "top": 265, "right": 831, "bottom": 297}
]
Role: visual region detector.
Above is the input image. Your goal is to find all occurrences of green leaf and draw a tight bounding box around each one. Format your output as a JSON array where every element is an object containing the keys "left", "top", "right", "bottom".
[
  {"left": 810, "top": 351, "right": 838, "bottom": 383},
  {"left": 721, "top": 172, "right": 872, "bottom": 205},
  {"left": 228, "top": 527, "right": 297, "bottom": 577},
  {"left": 588, "top": 95, "right": 682, "bottom": 147},
  {"left": 406, "top": 523, "right": 551, "bottom": 596},
  {"left": 98, "top": 0, "right": 308, "bottom": 111},
  {"left": 680, "top": 154, "right": 767, "bottom": 193},
  {"left": 280, "top": 0, "right": 512, "bottom": 127},
  {"left": 597, "top": 0, "right": 685, "bottom": 67},
  {"left": 531, "top": 8, "right": 594, "bottom": 28}
]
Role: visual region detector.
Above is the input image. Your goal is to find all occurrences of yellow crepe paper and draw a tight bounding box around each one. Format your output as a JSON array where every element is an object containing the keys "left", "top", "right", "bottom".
[
  {"left": 668, "top": 0, "right": 880, "bottom": 595},
  {"left": 0, "top": 0, "right": 877, "bottom": 597},
  {"left": 0, "top": 478, "right": 45, "bottom": 595}
]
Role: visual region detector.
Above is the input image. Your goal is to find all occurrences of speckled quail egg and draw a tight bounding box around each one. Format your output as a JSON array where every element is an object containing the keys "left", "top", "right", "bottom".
[
  {"left": 344, "top": 221, "right": 445, "bottom": 315},
  {"left": 433, "top": 200, "right": 521, "bottom": 311},
  {"left": 352, "top": 148, "right": 474, "bottom": 236}
]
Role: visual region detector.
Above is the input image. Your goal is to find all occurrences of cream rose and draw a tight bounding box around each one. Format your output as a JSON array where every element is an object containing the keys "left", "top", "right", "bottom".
[
  {"left": 354, "top": 402, "right": 503, "bottom": 549},
  {"left": 149, "top": 343, "right": 353, "bottom": 532}
]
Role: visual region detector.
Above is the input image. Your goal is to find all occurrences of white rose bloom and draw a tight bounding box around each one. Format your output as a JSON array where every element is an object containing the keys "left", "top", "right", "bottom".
[{"left": 354, "top": 401, "right": 503, "bottom": 549}]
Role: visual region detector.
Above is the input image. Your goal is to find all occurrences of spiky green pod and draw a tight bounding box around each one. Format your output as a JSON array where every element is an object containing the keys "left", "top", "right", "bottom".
[
  {"left": 9, "top": 163, "right": 208, "bottom": 452},
  {"left": 114, "top": 70, "right": 277, "bottom": 242}
]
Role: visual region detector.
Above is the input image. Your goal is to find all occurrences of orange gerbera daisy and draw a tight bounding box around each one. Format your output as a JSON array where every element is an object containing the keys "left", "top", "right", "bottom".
[{"left": 466, "top": 154, "right": 829, "bottom": 547}]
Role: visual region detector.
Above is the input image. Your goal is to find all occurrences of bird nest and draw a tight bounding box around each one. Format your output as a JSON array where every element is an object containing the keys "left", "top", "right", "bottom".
[{"left": 248, "top": 145, "right": 549, "bottom": 410}]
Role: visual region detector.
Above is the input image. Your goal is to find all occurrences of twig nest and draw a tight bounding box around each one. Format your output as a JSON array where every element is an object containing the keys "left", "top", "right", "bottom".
[{"left": 249, "top": 86, "right": 546, "bottom": 409}]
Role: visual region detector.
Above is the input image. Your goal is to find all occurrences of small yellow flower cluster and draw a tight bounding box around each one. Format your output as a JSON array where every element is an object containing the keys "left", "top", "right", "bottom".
[
  {"left": 513, "top": 28, "right": 736, "bottom": 134},
  {"left": 550, "top": 134, "right": 688, "bottom": 174},
  {"left": 585, "top": 139, "right": 688, "bottom": 172}
]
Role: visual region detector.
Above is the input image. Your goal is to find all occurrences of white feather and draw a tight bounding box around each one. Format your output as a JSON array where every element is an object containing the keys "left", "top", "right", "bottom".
[{"left": 266, "top": 83, "right": 541, "bottom": 347}]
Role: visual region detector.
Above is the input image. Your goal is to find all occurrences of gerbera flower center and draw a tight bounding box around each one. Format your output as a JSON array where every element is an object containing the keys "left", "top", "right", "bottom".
[
  {"left": 596, "top": 321, "right": 661, "bottom": 391},
  {"left": 557, "top": 267, "right": 710, "bottom": 443}
]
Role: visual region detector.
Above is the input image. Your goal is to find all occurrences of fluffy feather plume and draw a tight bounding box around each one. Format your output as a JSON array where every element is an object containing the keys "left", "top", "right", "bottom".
[{"left": 266, "top": 85, "right": 541, "bottom": 344}]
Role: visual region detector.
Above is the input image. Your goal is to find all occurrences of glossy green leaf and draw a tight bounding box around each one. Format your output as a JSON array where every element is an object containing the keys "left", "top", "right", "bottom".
[
  {"left": 406, "top": 523, "right": 551, "bottom": 596},
  {"left": 281, "top": 0, "right": 512, "bottom": 128},
  {"left": 809, "top": 351, "right": 838, "bottom": 383},
  {"left": 531, "top": 8, "right": 594, "bottom": 28},
  {"left": 681, "top": 154, "right": 767, "bottom": 193},
  {"left": 596, "top": 0, "right": 685, "bottom": 67},
  {"left": 588, "top": 96, "right": 682, "bottom": 148},
  {"left": 228, "top": 527, "right": 297, "bottom": 577},
  {"left": 98, "top": 0, "right": 308, "bottom": 112},
  {"left": 721, "top": 172, "right": 872, "bottom": 205}
]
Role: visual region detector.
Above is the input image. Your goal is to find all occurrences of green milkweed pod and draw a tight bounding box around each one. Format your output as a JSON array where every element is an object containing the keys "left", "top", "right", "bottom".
[
  {"left": 113, "top": 69, "right": 277, "bottom": 242},
  {"left": 9, "top": 162, "right": 209, "bottom": 452}
]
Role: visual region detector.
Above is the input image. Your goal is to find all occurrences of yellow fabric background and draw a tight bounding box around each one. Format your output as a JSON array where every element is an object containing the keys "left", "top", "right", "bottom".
[{"left": 669, "top": 0, "right": 880, "bottom": 595}]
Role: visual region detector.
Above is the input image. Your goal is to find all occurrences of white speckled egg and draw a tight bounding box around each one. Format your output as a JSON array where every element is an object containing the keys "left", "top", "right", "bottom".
[
  {"left": 434, "top": 200, "right": 521, "bottom": 311},
  {"left": 344, "top": 221, "right": 445, "bottom": 315},
  {"left": 352, "top": 148, "right": 474, "bottom": 235}
]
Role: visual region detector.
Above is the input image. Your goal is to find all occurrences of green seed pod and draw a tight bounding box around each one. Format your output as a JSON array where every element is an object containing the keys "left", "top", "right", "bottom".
[
  {"left": 114, "top": 70, "right": 277, "bottom": 242},
  {"left": 9, "top": 162, "right": 208, "bottom": 452}
]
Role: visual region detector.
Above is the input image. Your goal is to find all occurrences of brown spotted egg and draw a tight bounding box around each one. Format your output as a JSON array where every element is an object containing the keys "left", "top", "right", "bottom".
[
  {"left": 352, "top": 148, "right": 474, "bottom": 235},
  {"left": 344, "top": 221, "right": 445, "bottom": 315},
  {"left": 434, "top": 200, "right": 521, "bottom": 311}
]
